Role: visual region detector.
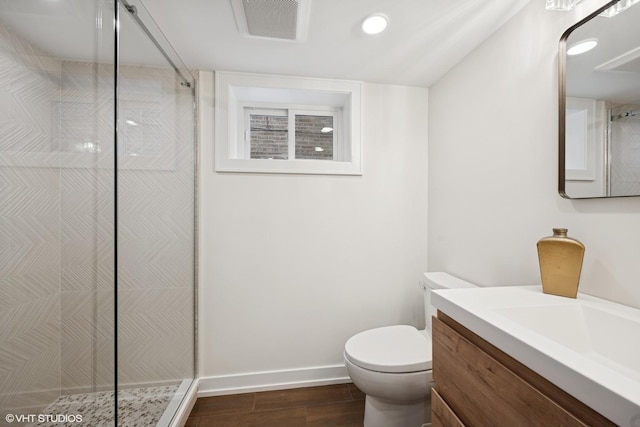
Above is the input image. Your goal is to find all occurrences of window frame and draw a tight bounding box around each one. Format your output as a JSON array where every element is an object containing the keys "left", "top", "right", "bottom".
[{"left": 215, "top": 71, "right": 362, "bottom": 175}]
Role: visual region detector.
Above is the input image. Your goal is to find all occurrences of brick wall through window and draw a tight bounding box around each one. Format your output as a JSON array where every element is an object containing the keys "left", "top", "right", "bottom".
[
  {"left": 295, "top": 115, "right": 333, "bottom": 160},
  {"left": 249, "top": 113, "right": 334, "bottom": 160},
  {"left": 250, "top": 114, "right": 288, "bottom": 159}
]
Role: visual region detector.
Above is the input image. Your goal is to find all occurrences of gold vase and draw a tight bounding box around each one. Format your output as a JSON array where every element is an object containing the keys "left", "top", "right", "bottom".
[{"left": 537, "top": 228, "right": 585, "bottom": 298}]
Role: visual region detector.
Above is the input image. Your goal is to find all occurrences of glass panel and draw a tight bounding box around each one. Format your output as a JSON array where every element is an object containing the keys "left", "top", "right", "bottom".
[
  {"left": 249, "top": 112, "right": 289, "bottom": 159},
  {"left": 295, "top": 115, "right": 335, "bottom": 160},
  {"left": 0, "top": 0, "right": 116, "bottom": 424},
  {"left": 116, "top": 1, "right": 196, "bottom": 425},
  {"left": 0, "top": 1, "right": 195, "bottom": 425}
]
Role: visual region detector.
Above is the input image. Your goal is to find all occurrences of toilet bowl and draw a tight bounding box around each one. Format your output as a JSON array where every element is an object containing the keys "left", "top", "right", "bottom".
[
  {"left": 344, "top": 272, "right": 476, "bottom": 427},
  {"left": 344, "top": 325, "right": 433, "bottom": 427}
]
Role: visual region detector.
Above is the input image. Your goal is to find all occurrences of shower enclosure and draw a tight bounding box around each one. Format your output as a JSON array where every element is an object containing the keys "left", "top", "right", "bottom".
[{"left": 1, "top": 0, "right": 197, "bottom": 425}]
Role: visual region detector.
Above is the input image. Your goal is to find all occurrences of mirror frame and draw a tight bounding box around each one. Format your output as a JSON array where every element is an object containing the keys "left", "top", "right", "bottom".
[{"left": 558, "top": 0, "right": 629, "bottom": 199}]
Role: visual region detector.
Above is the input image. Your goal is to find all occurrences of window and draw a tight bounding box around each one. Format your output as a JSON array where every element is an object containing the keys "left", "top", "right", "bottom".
[
  {"left": 294, "top": 113, "right": 336, "bottom": 160},
  {"left": 215, "top": 71, "right": 362, "bottom": 175},
  {"left": 245, "top": 108, "right": 289, "bottom": 159},
  {"left": 242, "top": 107, "right": 339, "bottom": 161}
]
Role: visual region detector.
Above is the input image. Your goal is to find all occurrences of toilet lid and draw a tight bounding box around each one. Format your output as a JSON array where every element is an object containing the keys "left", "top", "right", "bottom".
[{"left": 344, "top": 325, "right": 432, "bottom": 373}]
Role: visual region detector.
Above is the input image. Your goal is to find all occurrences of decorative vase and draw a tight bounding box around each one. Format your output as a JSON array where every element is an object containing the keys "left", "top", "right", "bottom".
[{"left": 536, "top": 228, "right": 585, "bottom": 298}]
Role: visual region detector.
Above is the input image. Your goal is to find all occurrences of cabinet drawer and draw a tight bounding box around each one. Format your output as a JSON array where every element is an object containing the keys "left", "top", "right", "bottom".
[
  {"left": 432, "top": 316, "right": 595, "bottom": 427},
  {"left": 432, "top": 387, "right": 466, "bottom": 427}
]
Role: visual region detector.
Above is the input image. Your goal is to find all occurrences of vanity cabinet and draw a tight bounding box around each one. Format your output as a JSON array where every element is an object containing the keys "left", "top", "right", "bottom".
[{"left": 431, "top": 312, "right": 616, "bottom": 427}]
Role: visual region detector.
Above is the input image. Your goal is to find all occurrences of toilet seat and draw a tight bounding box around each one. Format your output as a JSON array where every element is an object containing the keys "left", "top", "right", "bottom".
[{"left": 344, "top": 325, "right": 432, "bottom": 373}]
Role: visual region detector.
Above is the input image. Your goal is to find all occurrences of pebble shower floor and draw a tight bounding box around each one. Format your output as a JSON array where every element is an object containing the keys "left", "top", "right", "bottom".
[{"left": 27, "top": 385, "right": 179, "bottom": 427}]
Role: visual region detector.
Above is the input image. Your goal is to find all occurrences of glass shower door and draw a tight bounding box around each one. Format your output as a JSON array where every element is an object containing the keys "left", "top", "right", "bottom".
[
  {"left": 0, "top": 1, "right": 195, "bottom": 425},
  {"left": 115, "top": 1, "right": 196, "bottom": 425},
  {"left": 0, "top": 0, "right": 117, "bottom": 425}
]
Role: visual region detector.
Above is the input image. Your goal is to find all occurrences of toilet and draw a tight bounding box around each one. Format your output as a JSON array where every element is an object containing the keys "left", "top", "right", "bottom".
[{"left": 343, "top": 272, "right": 477, "bottom": 427}]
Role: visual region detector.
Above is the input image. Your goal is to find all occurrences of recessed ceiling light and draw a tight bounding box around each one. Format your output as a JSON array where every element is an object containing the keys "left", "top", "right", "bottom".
[
  {"left": 362, "top": 14, "right": 388, "bottom": 35},
  {"left": 567, "top": 39, "right": 598, "bottom": 56}
]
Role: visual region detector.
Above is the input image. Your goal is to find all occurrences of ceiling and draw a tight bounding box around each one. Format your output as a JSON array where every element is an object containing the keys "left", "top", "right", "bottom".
[
  {"left": 0, "top": 0, "right": 531, "bottom": 88},
  {"left": 140, "top": 0, "right": 532, "bottom": 87}
]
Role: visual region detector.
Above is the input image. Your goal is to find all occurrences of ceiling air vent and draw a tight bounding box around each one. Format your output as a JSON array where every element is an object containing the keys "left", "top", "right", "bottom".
[{"left": 231, "top": 0, "right": 311, "bottom": 41}]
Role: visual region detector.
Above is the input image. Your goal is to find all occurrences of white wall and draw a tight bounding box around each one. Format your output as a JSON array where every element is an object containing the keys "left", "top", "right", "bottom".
[
  {"left": 428, "top": 0, "right": 640, "bottom": 309},
  {"left": 198, "top": 71, "right": 429, "bottom": 392}
]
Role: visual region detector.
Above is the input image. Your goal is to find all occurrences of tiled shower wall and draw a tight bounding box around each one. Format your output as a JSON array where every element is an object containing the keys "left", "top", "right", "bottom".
[
  {"left": 610, "top": 104, "right": 640, "bottom": 197},
  {"left": 57, "top": 59, "right": 195, "bottom": 390},
  {"left": 0, "top": 22, "right": 63, "bottom": 415},
  {"left": 2, "top": 17, "right": 194, "bottom": 417},
  {"left": 59, "top": 60, "right": 116, "bottom": 394},
  {"left": 112, "top": 63, "right": 195, "bottom": 387}
]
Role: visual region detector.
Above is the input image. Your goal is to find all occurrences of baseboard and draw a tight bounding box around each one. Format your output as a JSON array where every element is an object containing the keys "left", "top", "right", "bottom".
[{"left": 198, "top": 364, "right": 350, "bottom": 397}]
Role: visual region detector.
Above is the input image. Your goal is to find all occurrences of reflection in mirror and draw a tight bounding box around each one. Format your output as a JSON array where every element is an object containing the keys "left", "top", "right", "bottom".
[{"left": 559, "top": 0, "right": 640, "bottom": 198}]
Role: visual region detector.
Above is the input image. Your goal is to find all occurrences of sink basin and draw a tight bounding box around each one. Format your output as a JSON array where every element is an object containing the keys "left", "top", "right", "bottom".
[
  {"left": 493, "top": 304, "right": 640, "bottom": 381},
  {"left": 431, "top": 285, "right": 640, "bottom": 427}
]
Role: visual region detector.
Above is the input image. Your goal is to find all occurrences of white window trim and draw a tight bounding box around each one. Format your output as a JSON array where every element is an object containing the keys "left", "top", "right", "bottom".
[{"left": 215, "top": 71, "right": 362, "bottom": 175}]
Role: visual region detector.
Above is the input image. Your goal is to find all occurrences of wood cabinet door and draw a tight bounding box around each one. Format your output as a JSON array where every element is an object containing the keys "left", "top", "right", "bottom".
[
  {"left": 432, "top": 387, "right": 466, "bottom": 427},
  {"left": 432, "top": 315, "right": 614, "bottom": 427}
]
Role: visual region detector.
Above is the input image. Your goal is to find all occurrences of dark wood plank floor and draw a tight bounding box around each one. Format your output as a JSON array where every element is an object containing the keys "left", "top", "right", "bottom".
[{"left": 186, "top": 383, "right": 365, "bottom": 426}]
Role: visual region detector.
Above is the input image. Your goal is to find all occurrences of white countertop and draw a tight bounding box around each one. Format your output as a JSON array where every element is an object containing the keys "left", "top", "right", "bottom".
[{"left": 431, "top": 285, "right": 640, "bottom": 427}]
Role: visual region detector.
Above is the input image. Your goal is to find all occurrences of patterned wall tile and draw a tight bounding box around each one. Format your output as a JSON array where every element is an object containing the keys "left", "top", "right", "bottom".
[
  {"left": 58, "top": 59, "right": 116, "bottom": 394},
  {"left": 0, "top": 294, "right": 61, "bottom": 413},
  {"left": 1, "top": 14, "right": 195, "bottom": 419},
  {"left": 117, "top": 289, "right": 194, "bottom": 385},
  {"left": 610, "top": 104, "right": 640, "bottom": 196},
  {"left": 115, "top": 63, "right": 195, "bottom": 385},
  {"left": 0, "top": 21, "right": 62, "bottom": 415},
  {"left": 0, "top": 22, "right": 61, "bottom": 155}
]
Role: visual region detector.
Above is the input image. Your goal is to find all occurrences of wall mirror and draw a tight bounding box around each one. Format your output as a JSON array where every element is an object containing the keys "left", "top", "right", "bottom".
[{"left": 559, "top": 0, "right": 640, "bottom": 198}]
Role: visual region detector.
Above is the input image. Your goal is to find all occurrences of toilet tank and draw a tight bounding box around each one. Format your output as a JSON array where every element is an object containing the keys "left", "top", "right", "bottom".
[{"left": 421, "top": 272, "right": 477, "bottom": 333}]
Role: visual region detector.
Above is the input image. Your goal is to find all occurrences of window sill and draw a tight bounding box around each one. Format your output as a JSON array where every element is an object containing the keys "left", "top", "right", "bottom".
[{"left": 215, "top": 157, "right": 362, "bottom": 175}]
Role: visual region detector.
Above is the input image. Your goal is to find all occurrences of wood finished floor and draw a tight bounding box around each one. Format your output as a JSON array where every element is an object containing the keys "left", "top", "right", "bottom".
[{"left": 186, "top": 384, "right": 365, "bottom": 426}]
